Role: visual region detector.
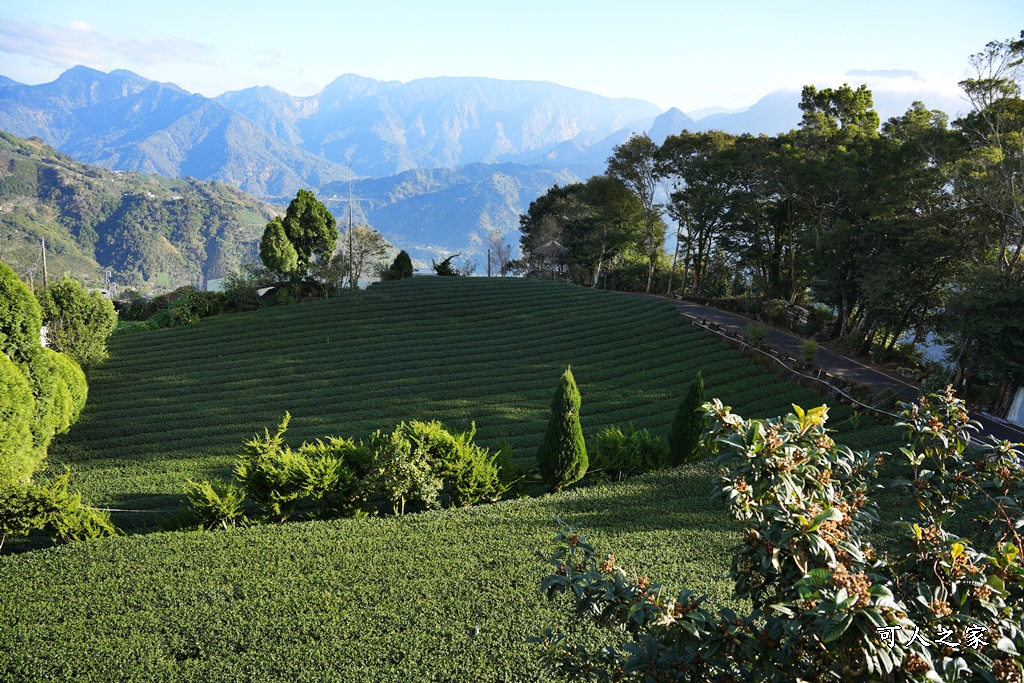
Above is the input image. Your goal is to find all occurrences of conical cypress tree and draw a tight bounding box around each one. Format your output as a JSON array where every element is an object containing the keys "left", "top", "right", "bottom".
[
  {"left": 668, "top": 370, "right": 707, "bottom": 465},
  {"left": 536, "top": 367, "right": 588, "bottom": 492},
  {"left": 392, "top": 250, "right": 414, "bottom": 279}
]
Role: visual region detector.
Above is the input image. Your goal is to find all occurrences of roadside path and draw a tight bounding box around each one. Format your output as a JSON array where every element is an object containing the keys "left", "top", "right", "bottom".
[{"left": 632, "top": 293, "right": 1024, "bottom": 444}]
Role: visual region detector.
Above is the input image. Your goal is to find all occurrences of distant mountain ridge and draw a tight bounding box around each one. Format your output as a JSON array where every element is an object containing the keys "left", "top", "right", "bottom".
[
  {"left": 0, "top": 66, "right": 355, "bottom": 198},
  {"left": 215, "top": 74, "right": 663, "bottom": 177}
]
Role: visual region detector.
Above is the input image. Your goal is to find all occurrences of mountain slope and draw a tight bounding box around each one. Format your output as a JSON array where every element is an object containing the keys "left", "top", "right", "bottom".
[
  {"left": 0, "top": 130, "right": 278, "bottom": 290},
  {"left": 0, "top": 67, "right": 355, "bottom": 197},
  {"left": 319, "top": 163, "right": 581, "bottom": 261}
]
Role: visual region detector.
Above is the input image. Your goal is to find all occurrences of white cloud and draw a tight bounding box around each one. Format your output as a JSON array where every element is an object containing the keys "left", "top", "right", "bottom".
[{"left": 0, "top": 20, "right": 216, "bottom": 70}]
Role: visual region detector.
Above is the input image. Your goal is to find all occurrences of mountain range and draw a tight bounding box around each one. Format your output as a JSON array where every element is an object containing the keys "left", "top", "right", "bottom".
[{"left": 0, "top": 66, "right": 968, "bottom": 279}]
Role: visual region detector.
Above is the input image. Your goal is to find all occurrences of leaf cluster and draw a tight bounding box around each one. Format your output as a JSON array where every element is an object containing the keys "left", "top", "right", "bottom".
[{"left": 534, "top": 392, "right": 1024, "bottom": 681}]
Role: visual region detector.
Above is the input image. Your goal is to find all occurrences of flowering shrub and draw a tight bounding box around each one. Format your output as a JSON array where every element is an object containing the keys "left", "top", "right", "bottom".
[{"left": 533, "top": 388, "right": 1024, "bottom": 682}]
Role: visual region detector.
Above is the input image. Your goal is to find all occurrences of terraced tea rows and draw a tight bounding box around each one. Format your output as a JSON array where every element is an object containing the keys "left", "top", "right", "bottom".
[
  {"left": 50, "top": 277, "right": 895, "bottom": 524},
  {"left": 5, "top": 277, "right": 907, "bottom": 682}
]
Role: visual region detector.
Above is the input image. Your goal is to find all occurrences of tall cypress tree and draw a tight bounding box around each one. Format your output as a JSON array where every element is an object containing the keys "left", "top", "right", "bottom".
[
  {"left": 668, "top": 370, "right": 707, "bottom": 465},
  {"left": 536, "top": 367, "right": 588, "bottom": 492}
]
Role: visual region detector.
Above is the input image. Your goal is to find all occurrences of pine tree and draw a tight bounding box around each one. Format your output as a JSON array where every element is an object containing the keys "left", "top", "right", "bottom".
[
  {"left": 391, "top": 250, "right": 414, "bottom": 279},
  {"left": 536, "top": 367, "right": 588, "bottom": 492},
  {"left": 668, "top": 370, "right": 707, "bottom": 465}
]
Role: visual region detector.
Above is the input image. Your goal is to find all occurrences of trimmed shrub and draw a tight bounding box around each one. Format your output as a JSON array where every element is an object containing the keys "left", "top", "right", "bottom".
[
  {"left": 294, "top": 437, "right": 370, "bottom": 518},
  {"left": 20, "top": 346, "right": 59, "bottom": 459},
  {"left": 366, "top": 425, "right": 442, "bottom": 515},
  {"left": 668, "top": 370, "right": 707, "bottom": 465},
  {"left": 0, "top": 352, "right": 35, "bottom": 484},
  {"left": 185, "top": 479, "right": 246, "bottom": 530},
  {"left": 233, "top": 413, "right": 310, "bottom": 522},
  {"left": 0, "top": 261, "right": 42, "bottom": 364},
  {"left": 590, "top": 424, "right": 670, "bottom": 480},
  {"left": 46, "top": 349, "right": 87, "bottom": 435},
  {"left": 536, "top": 367, "right": 588, "bottom": 492}
]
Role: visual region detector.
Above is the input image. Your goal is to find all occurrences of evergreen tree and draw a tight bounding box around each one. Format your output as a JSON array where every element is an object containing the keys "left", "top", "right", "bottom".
[
  {"left": 259, "top": 217, "right": 299, "bottom": 276},
  {"left": 536, "top": 367, "right": 588, "bottom": 492},
  {"left": 259, "top": 189, "right": 336, "bottom": 279},
  {"left": 384, "top": 250, "right": 414, "bottom": 280},
  {"left": 668, "top": 370, "right": 707, "bottom": 465}
]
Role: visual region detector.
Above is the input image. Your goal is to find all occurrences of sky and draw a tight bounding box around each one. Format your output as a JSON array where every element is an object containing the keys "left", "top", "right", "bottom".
[{"left": 0, "top": 0, "right": 1020, "bottom": 113}]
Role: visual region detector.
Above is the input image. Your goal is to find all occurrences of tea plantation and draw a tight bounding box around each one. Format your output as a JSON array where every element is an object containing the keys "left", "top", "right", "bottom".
[{"left": 1, "top": 277, "right": 902, "bottom": 681}]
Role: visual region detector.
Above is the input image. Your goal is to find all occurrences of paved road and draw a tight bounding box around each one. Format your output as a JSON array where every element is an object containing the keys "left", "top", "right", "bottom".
[{"left": 633, "top": 293, "right": 1024, "bottom": 444}]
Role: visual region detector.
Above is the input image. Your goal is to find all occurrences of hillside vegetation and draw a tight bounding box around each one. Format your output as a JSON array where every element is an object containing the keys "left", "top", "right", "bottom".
[
  {"left": 50, "top": 277, "right": 896, "bottom": 528},
  {"left": 4, "top": 277, "right": 907, "bottom": 681},
  {"left": 0, "top": 130, "right": 279, "bottom": 291}
]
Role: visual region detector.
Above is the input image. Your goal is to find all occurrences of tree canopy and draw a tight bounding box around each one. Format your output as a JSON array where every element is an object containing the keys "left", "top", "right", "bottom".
[{"left": 260, "top": 189, "right": 337, "bottom": 279}]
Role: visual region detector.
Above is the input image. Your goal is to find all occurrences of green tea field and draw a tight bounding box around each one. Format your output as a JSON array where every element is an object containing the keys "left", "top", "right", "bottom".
[
  {"left": 2, "top": 277, "right": 904, "bottom": 682},
  {"left": 48, "top": 277, "right": 894, "bottom": 525}
]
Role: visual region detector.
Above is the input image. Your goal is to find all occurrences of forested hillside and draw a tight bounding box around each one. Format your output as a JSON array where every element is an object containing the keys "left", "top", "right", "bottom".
[{"left": 0, "top": 131, "right": 279, "bottom": 291}]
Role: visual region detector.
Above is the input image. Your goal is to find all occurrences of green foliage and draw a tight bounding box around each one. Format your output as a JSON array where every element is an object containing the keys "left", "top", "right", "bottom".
[
  {"left": 746, "top": 322, "right": 768, "bottom": 347},
  {"left": 381, "top": 249, "right": 414, "bottom": 280},
  {"left": 432, "top": 252, "right": 461, "bottom": 276},
  {"left": 0, "top": 352, "right": 35, "bottom": 484},
  {"left": 0, "top": 470, "right": 117, "bottom": 552},
  {"left": 0, "top": 464, "right": 741, "bottom": 682},
  {"left": 233, "top": 413, "right": 309, "bottom": 522},
  {"left": 801, "top": 338, "right": 819, "bottom": 364},
  {"left": 37, "top": 275, "right": 117, "bottom": 367},
  {"left": 589, "top": 423, "right": 670, "bottom": 480},
  {"left": 261, "top": 189, "right": 337, "bottom": 279},
  {"left": 45, "top": 348, "right": 87, "bottom": 435},
  {"left": 668, "top": 370, "right": 708, "bottom": 465},
  {"left": 20, "top": 346, "right": 59, "bottom": 459},
  {"left": 398, "top": 420, "right": 508, "bottom": 507},
  {"left": 535, "top": 394, "right": 1024, "bottom": 682},
  {"left": 366, "top": 425, "right": 441, "bottom": 515},
  {"left": 184, "top": 479, "right": 246, "bottom": 530},
  {"left": 259, "top": 217, "right": 299, "bottom": 276},
  {"left": 0, "top": 261, "right": 42, "bottom": 364},
  {"left": 293, "top": 437, "right": 370, "bottom": 518},
  {"left": 536, "top": 367, "right": 588, "bottom": 492}
]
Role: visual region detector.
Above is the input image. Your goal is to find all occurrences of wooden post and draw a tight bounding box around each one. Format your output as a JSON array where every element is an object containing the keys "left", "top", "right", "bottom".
[{"left": 41, "top": 238, "right": 48, "bottom": 288}]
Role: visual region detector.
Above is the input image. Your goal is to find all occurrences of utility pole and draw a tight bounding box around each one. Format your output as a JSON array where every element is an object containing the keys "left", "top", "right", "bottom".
[
  {"left": 487, "top": 248, "right": 491, "bottom": 277},
  {"left": 41, "top": 238, "right": 48, "bottom": 288},
  {"left": 348, "top": 179, "right": 354, "bottom": 290}
]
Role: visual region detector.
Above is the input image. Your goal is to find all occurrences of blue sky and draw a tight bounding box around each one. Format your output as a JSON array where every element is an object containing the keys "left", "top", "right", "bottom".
[{"left": 0, "top": 1, "right": 1020, "bottom": 112}]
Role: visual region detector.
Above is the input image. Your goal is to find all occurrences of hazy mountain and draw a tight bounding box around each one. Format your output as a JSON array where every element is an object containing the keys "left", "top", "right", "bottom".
[
  {"left": 0, "top": 66, "right": 355, "bottom": 198},
  {"left": 0, "top": 130, "right": 278, "bottom": 291},
  {"left": 692, "top": 90, "right": 804, "bottom": 136},
  {"left": 317, "top": 163, "right": 582, "bottom": 262},
  {"left": 648, "top": 107, "right": 697, "bottom": 144},
  {"left": 0, "top": 76, "right": 19, "bottom": 87},
  {"left": 217, "top": 74, "right": 663, "bottom": 177},
  {"left": 686, "top": 105, "right": 749, "bottom": 121},
  {"left": 691, "top": 72, "right": 967, "bottom": 136}
]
